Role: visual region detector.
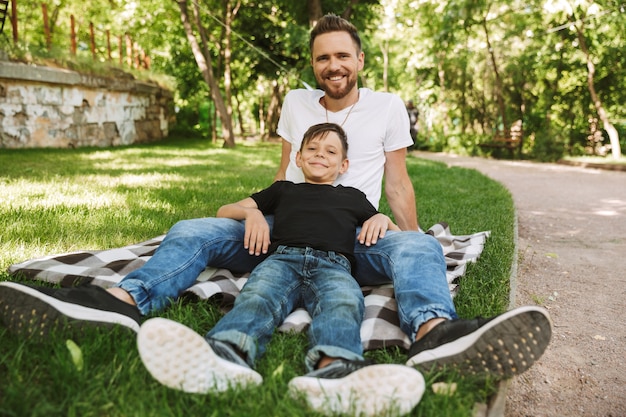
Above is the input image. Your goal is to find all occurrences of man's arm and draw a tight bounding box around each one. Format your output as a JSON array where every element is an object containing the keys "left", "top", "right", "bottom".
[
  {"left": 383, "top": 148, "right": 419, "bottom": 231},
  {"left": 274, "top": 139, "right": 292, "bottom": 182}
]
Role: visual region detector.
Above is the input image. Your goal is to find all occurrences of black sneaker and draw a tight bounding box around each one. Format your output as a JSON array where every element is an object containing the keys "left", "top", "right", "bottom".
[
  {"left": 406, "top": 305, "right": 552, "bottom": 379},
  {"left": 137, "top": 318, "right": 262, "bottom": 393},
  {"left": 206, "top": 338, "right": 252, "bottom": 369},
  {"left": 289, "top": 359, "right": 425, "bottom": 417},
  {"left": 0, "top": 281, "right": 141, "bottom": 338}
]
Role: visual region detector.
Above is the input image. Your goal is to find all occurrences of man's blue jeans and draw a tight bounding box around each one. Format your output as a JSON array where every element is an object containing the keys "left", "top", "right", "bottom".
[
  {"left": 206, "top": 246, "right": 364, "bottom": 371},
  {"left": 118, "top": 217, "right": 457, "bottom": 341}
]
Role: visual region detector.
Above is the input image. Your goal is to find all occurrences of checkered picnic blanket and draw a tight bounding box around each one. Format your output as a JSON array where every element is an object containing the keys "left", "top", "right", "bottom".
[{"left": 7, "top": 222, "right": 489, "bottom": 351}]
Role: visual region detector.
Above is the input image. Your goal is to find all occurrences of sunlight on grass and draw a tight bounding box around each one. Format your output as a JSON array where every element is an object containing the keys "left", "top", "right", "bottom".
[
  {"left": 89, "top": 154, "right": 226, "bottom": 170},
  {"left": 3, "top": 179, "right": 125, "bottom": 209},
  {"left": 1, "top": 173, "right": 191, "bottom": 208},
  {"left": 0, "top": 140, "right": 281, "bottom": 271}
]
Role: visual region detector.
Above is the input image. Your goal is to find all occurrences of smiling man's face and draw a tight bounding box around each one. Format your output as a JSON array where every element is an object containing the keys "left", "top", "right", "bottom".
[{"left": 311, "top": 31, "right": 364, "bottom": 100}]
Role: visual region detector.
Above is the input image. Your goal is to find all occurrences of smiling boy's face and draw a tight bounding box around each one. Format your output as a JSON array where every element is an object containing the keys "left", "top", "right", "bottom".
[{"left": 296, "top": 132, "right": 348, "bottom": 185}]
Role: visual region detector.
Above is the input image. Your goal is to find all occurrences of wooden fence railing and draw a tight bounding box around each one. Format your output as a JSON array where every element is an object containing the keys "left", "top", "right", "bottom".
[
  {"left": 0, "top": 0, "right": 9, "bottom": 35},
  {"left": 2, "top": 0, "right": 150, "bottom": 70}
]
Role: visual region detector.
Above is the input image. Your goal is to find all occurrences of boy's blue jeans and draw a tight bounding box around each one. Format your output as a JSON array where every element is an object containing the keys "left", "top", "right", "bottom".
[
  {"left": 118, "top": 217, "right": 457, "bottom": 342},
  {"left": 206, "top": 245, "right": 364, "bottom": 371}
]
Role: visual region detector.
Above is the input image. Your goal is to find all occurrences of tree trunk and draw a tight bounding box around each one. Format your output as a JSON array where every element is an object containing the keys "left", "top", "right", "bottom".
[
  {"left": 482, "top": 14, "right": 508, "bottom": 134},
  {"left": 573, "top": 20, "right": 621, "bottom": 159},
  {"left": 211, "top": 104, "right": 217, "bottom": 143},
  {"left": 222, "top": 0, "right": 241, "bottom": 127},
  {"left": 436, "top": 52, "right": 450, "bottom": 137},
  {"left": 178, "top": 0, "right": 235, "bottom": 148},
  {"left": 381, "top": 39, "right": 389, "bottom": 92},
  {"left": 341, "top": 0, "right": 360, "bottom": 19},
  {"left": 306, "top": 0, "right": 360, "bottom": 27},
  {"left": 307, "top": 0, "right": 323, "bottom": 26},
  {"left": 265, "top": 81, "right": 283, "bottom": 139},
  {"left": 258, "top": 93, "right": 266, "bottom": 138},
  {"left": 461, "top": 29, "right": 470, "bottom": 134}
]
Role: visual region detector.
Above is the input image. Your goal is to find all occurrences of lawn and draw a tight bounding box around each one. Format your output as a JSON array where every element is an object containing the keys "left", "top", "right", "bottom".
[{"left": 0, "top": 136, "right": 516, "bottom": 417}]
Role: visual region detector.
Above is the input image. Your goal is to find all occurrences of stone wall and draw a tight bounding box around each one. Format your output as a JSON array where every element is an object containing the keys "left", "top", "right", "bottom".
[{"left": 0, "top": 61, "right": 173, "bottom": 148}]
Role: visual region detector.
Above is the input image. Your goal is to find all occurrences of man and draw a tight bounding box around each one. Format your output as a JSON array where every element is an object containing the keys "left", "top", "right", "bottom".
[
  {"left": 0, "top": 12, "right": 551, "bottom": 401},
  {"left": 273, "top": 14, "right": 551, "bottom": 378}
]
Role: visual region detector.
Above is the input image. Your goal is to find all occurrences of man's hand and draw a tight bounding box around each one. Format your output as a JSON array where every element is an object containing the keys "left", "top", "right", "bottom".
[{"left": 358, "top": 213, "right": 400, "bottom": 246}]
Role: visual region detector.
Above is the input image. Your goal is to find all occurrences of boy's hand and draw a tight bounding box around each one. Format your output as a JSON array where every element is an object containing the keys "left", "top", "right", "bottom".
[
  {"left": 358, "top": 213, "right": 400, "bottom": 246},
  {"left": 243, "top": 209, "right": 271, "bottom": 255}
]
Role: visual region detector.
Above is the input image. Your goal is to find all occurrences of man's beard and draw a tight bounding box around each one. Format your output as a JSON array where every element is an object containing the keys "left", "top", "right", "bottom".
[{"left": 318, "top": 73, "right": 357, "bottom": 100}]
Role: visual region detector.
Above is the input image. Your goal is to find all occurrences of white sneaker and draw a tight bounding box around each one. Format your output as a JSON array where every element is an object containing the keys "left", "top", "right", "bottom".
[
  {"left": 289, "top": 360, "right": 425, "bottom": 417},
  {"left": 137, "top": 318, "right": 262, "bottom": 393}
]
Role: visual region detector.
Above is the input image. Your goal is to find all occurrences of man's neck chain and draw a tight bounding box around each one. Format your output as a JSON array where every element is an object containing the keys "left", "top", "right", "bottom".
[{"left": 323, "top": 94, "right": 359, "bottom": 127}]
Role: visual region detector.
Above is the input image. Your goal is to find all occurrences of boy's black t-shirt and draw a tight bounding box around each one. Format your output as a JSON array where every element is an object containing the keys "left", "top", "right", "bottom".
[{"left": 250, "top": 181, "right": 378, "bottom": 263}]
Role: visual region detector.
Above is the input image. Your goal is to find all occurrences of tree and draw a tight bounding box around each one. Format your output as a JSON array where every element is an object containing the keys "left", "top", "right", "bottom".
[
  {"left": 569, "top": 4, "right": 621, "bottom": 158},
  {"left": 382, "top": 0, "right": 624, "bottom": 160},
  {"left": 176, "top": 0, "right": 235, "bottom": 147},
  {"left": 9, "top": 0, "right": 621, "bottom": 159}
]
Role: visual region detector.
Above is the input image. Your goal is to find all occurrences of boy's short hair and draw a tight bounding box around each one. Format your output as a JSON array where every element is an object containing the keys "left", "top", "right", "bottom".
[
  {"left": 301, "top": 123, "right": 349, "bottom": 158},
  {"left": 309, "top": 13, "right": 361, "bottom": 54}
]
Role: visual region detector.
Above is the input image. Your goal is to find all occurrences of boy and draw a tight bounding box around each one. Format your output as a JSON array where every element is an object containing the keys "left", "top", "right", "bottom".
[{"left": 137, "top": 123, "right": 424, "bottom": 417}]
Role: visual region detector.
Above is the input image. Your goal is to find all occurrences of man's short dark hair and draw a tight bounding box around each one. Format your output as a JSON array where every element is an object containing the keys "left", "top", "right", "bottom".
[{"left": 309, "top": 13, "right": 361, "bottom": 54}]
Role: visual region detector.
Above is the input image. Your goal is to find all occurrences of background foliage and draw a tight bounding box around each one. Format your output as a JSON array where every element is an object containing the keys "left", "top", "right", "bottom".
[{"left": 2, "top": 0, "right": 625, "bottom": 159}]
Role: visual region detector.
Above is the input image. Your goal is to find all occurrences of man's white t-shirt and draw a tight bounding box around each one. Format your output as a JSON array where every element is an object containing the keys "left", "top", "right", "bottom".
[{"left": 276, "top": 88, "right": 413, "bottom": 209}]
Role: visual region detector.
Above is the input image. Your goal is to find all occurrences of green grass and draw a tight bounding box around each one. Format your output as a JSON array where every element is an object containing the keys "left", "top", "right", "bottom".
[{"left": 0, "top": 137, "right": 516, "bottom": 417}]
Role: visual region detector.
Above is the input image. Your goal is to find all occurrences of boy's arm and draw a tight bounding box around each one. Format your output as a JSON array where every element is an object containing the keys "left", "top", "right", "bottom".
[
  {"left": 357, "top": 213, "right": 400, "bottom": 247},
  {"left": 216, "top": 197, "right": 259, "bottom": 219},
  {"left": 217, "top": 197, "right": 270, "bottom": 256}
]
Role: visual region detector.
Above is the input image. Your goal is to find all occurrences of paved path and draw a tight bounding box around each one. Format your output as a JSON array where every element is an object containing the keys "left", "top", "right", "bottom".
[{"left": 414, "top": 152, "right": 626, "bottom": 417}]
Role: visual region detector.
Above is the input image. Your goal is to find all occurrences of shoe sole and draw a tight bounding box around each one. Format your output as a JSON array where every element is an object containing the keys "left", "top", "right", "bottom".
[
  {"left": 137, "top": 318, "right": 262, "bottom": 394},
  {"left": 406, "top": 305, "right": 553, "bottom": 378},
  {"left": 289, "top": 364, "right": 425, "bottom": 417},
  {"left": 0, "top": 281, "right": 140, "bottom": 339}
]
